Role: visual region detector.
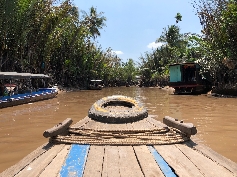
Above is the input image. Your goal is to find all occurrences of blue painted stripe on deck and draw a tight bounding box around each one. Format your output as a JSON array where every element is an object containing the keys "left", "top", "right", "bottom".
[
  {"left": 148, "top": 146, "right": 177, "bottom": 177},
  {"left": 60, "top": 144, "right": 90, "bottom": 177}
]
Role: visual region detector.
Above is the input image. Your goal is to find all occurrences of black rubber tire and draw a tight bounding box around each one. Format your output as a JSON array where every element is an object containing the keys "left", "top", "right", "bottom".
[{"left": 88, "top": 95, "right": 148, "bottom": 123}]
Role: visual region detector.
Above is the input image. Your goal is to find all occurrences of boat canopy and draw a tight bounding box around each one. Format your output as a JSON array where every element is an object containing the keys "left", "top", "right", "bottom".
[
  {"left": 90, "top": 80, "right": 102, "bottom": 82},
  {"left": 31, "top": 74, "right": 50, "bottom": 78},
  {"left": 0, "top": 72, "right": 50, "bottom": 79},
  {"left": 169, "top": 62, "right": 199, "bottom": 67}
]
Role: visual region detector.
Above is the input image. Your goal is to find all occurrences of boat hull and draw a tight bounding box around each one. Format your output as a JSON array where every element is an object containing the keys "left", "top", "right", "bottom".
[{"left": 0, "top": 89, "right": 57, "bottom": 109}]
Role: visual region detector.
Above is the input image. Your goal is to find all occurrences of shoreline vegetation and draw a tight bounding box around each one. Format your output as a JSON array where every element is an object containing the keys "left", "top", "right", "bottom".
[{"left": 1, "top": 1, "right": 236, "bottom": 97}]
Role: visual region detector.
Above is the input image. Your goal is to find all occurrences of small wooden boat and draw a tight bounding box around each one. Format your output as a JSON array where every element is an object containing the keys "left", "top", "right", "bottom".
[{"left": 1, "top": 95, "right": 237, "bottom": 177}]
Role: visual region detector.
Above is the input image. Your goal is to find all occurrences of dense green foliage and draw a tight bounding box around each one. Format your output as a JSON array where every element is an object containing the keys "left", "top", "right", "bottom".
[
  {"left": 1, "top": 0, "right": 236, "bottom": 90},
  {"left": 0, "top": 0, "right": 138, "bottom": 87},
  {"left": 139, "top": 13, "right": 201, "bottom": 86},
  {"left": 139, "top": 1, "right": 237, "bottom": 89},
  {"left": 194, "top": 0, "right": 237, "bottom": 87}
]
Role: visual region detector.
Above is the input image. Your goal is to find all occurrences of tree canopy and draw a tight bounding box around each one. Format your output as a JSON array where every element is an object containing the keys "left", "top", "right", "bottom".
[
  {"left": 139, "top": 1, "right": 237, "bottom": 88},
  {"left": 1, "top": 0, "right": 236, "bottom": 89},
  {"left": 0, "top": 0, "right": 140, "bottom": 88}
]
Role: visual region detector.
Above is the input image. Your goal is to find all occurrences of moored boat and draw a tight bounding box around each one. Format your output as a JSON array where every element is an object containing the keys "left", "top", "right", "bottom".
[
  {"left": 0, "top": 72, "right": 58, "bottom": 108},
  {"left": 88, "top": 80, "right": 103, "bottom": 90},
  {"left": 168, "top": 62, "right": 212, "bottom": 94},
  {"left": 1, "top": 95, "right": 236, "bottom": 176}
]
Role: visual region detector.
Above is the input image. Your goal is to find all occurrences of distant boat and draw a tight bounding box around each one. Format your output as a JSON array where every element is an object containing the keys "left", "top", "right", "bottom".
[
  {"left": 88, "top": 80, "right": 103, "bottom": 90},
  {"left": 168, "top": 62, "right": 212, "bottom": 94}
]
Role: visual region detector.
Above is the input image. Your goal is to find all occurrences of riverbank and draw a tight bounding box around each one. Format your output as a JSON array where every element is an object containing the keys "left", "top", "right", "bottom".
[
  {"left": 204, "top": 85, "right": 237, "bottom": 98},
  {"left": 211, "top": 87, "right": 237, "bottom": 98},
  {"left": 55, "top": 85, "right": 83, "bottom": 94}
]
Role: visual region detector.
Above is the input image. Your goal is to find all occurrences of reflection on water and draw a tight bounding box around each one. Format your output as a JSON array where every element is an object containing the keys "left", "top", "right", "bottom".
[{"left": 0, "top": 87, "right": 237, "bottom": 172}]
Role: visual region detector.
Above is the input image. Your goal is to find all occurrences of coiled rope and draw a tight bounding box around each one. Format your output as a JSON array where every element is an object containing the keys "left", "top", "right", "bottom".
[{"left": 50, "top": 126, "right": 190, "bottom": 145}]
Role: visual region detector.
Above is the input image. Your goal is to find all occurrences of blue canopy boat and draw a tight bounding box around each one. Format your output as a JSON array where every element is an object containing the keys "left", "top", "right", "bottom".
[{"left": 0, "top": 72, "right": 58, "bottom": 108}]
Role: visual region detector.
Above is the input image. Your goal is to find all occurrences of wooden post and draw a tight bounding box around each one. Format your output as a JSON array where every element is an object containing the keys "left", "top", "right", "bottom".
[
  {"left": 163, "top": 116, "right": 197, "bottom": 136},
  {"left": 43, "top": 118, "right": 73, "bottom": 138}
]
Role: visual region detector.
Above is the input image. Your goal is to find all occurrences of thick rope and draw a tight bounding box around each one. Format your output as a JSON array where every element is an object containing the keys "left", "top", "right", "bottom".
[{"left": 50, "top": 127, "right": 190, "bottom": 145}]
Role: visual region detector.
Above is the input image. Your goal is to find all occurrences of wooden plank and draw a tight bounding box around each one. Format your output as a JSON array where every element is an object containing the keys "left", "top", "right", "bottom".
[
  {"left": 111, "top": 123, "right": 129, "bottom": 131},
  {"left": 140, "top": 119, "right": 153, "bottom": 130},
  {"left": 85, "top": 119, "right": 130, "bottom": 132},
  {"left": 102, "top": 146, "right": 120, "bottom": 177},
  {"left": 89, "top": 120, "right": 113, "bottom": 131},
  {"left": 83, "top": 146, "right": 104, "bottom": 177},
  {"left": 39, "top": 145, "right": 71, "bottom": 177},
  {"left": 154, "top": 144, "right": 204, "bottom": 177},
  {"left": 176, "top": 143, "right": 234, "bottom": 176},
  {"left": 118, "top": 146, "right": 144, "bottom": 177},
  {"left": 143, "top": 118, "right": 158, "bottom": 129},
  {"left": 146, "top": 116, "right": 168, "bottom": 129},
  {"left": 185, "top": 139, "right": 237, "bottom": 174},
  {"left": 0, "top": 142, "right": 54, "bottom": 177},
  {"left": 15, "top": 144, "right": 65, "bottom": 177},
  {"left": 83, "top": 119, "right": 99, "bottom": 130},
  {"left": 70, "top": 116, "right": 91, "bottom": 129},
  {"left": 131, "top": 119, "right": 151, "bottom": 130},
  {"left": 148, "top": 146, "right": 176, "bottom": 177},
  {"left": 82, "top": 119, "right": 130, "bottom": 131},
  {"left": 130, "top": 120, "right": 143, "bottom": 130},
  {"left": 82, "top": 118, "right": 129, "bottom": 131},
  {"left": 125, "top": 122, "right": 134, "bottom": 131},
  {"left": 98, "top": 122, "right": 131, "bottom": 131},
  {"left": 101, "top": 123, "right": 128, "bottom": 132},
  {"left": 94, "top": 121, "right": 109, "bottom": 131},
  {"left": 133, "top": 145, "right": 164, "bottom": 176},
  {"left": 60, "top": 144, "right": 89, "bottom": 177}
]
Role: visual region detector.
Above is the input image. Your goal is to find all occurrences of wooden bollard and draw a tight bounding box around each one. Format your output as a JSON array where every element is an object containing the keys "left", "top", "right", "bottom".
[
  {"left": 43, "top": 118, "right": 73, "bottom": 138},
  {"left": 163, "top": 116, "right": 197, "bottom": 136}
]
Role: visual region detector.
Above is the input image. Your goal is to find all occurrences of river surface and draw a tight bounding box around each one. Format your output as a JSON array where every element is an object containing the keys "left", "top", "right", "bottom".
[{"left": 0, "top": 87, "right": 237, "bottom": 172}]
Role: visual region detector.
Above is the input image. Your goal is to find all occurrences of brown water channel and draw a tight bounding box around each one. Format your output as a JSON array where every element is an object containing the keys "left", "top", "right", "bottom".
[{"left": 0, "top": 87, "right": 237, "bottom": 172}]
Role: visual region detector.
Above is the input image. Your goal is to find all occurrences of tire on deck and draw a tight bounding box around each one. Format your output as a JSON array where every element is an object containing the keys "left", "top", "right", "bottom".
[{"left": 88, "top": 95, "right": 148, "bottom": 123}]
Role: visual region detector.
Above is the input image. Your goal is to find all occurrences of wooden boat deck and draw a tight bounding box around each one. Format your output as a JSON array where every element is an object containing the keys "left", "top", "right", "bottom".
[
  {"left": 69, "top": 116, "right": 168, "bottom": 136},
  {"left": 1, "top": 116, "right": 237, "bottom": 177}
]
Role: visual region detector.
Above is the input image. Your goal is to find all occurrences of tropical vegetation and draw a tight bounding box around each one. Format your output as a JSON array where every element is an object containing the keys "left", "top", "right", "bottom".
[
  {"left": 0, "top": 0, "right": 139, "bottom": 88},
  {"left": 1, "top": 0, "right": 237, "bottom": 93},
  {"left": 139, "top": 0, "right": 237, "bottom": 93}
]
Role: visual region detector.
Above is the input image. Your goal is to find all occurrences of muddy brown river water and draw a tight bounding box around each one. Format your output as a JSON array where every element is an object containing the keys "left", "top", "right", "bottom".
[{"left": 0, "top": 87, "right": 237, "bottom": 172}]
